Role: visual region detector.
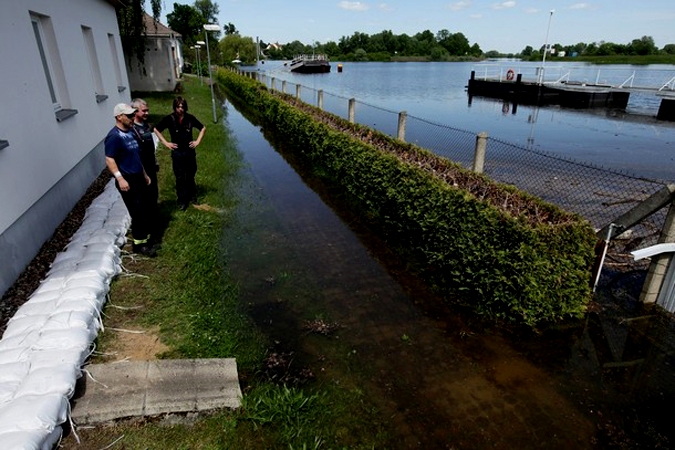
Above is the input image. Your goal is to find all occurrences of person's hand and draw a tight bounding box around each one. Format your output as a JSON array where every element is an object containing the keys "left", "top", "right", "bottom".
[
  {"left": 189, "top": 140, "right": 198, "bottom": 149},
  {"left": 144, "top": 173, "right": 151, "bottom": 185},
  {"left": 167, "top": 142, "right": 178, "bottom": 150},
  {"left": 118, "top": 177, "right": 130, "bottom": 192}
]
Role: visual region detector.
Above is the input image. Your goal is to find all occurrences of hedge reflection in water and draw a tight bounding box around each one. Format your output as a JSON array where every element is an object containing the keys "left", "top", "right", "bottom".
[{"left": 221, "top": 96, "right": 674, "bottom": 448}]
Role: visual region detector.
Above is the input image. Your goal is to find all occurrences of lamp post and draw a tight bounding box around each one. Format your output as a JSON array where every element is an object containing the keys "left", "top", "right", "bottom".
[
  {"left": 195, "top": 41, "right": 206, "bottom": 85},
  {"left": 540, "top": 9, "right": 555, "bottom": 85},
  {"left": 203, "top": 24, "right": 220, "bottom": 123},
  {"left": 192, "top": 44, "right": 202, "bottom": 85}
]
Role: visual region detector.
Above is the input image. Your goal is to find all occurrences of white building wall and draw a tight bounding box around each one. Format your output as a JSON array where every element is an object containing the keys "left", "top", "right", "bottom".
[
  {"left": 0, "top": 0, "right": 130, "bottom": 296},
  {"left": 127, "top": 36, "right": 183, "bottom": 92}
]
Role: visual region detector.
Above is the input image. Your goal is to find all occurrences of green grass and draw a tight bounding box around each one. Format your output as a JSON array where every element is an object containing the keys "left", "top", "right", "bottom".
[{"left": 61, "top": 76, "right": 389, "bottom": 449}]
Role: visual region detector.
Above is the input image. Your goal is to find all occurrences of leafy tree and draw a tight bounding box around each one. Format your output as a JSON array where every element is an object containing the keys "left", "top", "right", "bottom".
[
  {"left": 663, "top": 44, "right": 675, "bottom": 54},
  {"left": 629, "top": 36, "right": 657, "bottom": 55},
  {"left": 438, "top": 31, "right": 470, "bottom": 55},
  {"left": 116, "top": 0, "right": 161, "bottom": 66},
  {"left": 219, "top": 34, "right": 257, "bottom": 64},
  {"left": 224, "top": 22, "right": 238, "bottom": 35},
  {"left": 353, "top": 48, "right": 368, "bottom": 61},
  {"left": 521, "top": 45, "right": 533, "bottom": 57},
  {"left": 194, "top": 0, "right": 218, "bottom": 23},
  {"left": 166, "top": 3, "right": 204, "bottom": 45},
  {"left": 322, "top": 41, "right": 340, "bottom": 57}
]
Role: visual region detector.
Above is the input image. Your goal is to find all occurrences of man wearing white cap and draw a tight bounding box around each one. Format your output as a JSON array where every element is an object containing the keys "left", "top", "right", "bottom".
[{"left": 105, "top": 103, "right": 156, "bottom": 257}]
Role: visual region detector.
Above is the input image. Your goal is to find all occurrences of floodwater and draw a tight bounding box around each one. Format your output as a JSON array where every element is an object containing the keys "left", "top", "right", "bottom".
[
  {"left": 221, "top": 98, "right": 675, "bottom": 448},
  {"left": 254, "top": 61, "right": 675, "bottom": 182}
]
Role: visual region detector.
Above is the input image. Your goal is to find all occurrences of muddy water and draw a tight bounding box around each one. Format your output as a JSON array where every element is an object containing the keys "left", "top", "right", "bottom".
[{"left": 221, "top": 102, "right": 674, "bottom": 449}]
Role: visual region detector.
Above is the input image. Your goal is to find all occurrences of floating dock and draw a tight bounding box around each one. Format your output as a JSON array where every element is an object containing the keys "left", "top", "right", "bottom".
[{"left": 467, "top": 71, "right": 630, "bottom": 109}]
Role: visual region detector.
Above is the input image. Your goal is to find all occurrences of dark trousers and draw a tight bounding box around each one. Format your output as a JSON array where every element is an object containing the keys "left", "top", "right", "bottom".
[
  {"left": 116, "top": 173, "right": 151, "bottom": 242},
  {"left": 171, "top": 149, "right": 197, "bottom": 206},
  {"left": 141, "top": 157, "right": 159, "bottom": 208}
]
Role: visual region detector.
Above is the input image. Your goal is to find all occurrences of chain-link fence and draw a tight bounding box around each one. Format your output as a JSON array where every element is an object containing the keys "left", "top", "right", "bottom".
[
  {"left": 236, "top": 69, "right": 675, "bottom": 419},
  {"left": 256, "top": 73, "right": 672, "bottom": 305}
]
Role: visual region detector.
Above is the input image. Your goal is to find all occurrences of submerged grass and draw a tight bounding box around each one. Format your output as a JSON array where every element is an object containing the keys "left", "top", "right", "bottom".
[{"left": 61, "top": 76, "right": 388, "bottom": 449}]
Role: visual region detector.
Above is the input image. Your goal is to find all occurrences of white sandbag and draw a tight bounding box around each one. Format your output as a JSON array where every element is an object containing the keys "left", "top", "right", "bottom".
[
  {"left": 10, "top": 301, "right": 57, "bottom": 320},
  {"left": 0, "top": 394, "right": 68, "bottom": 433},
  {"left": 28, "top": 348, "right": 89, "bottom": 372},
  {"left": 57, "top": 285, "right": 105, "bottom": 306},
  {"left": 0, "top": 427, "right": 62, "bottom": 450},
  {"left": 31, "top": 279, "right": 65, "bottom": 296},
  {"left": 0, "top": 347, "right": 31, "bottom": 366},
  {"left": 56, "top": 295, "right": 106, "bottom": 316},
  {"left": 0, "top": 331, "right": 40, "bottom": 352},
  {"left": 0, "top": 361, "right": 31, "bottom": 384},
  {"left": 42, "top": 311, "right": 98, "bottom": 335},
  {"left": 13, "top": 365, "right": 81, "bottom": 398},
  {"left": 3, "top": 315, "right": 50, "bottom": 340},
  {"left": 0, "top": 380, "right": 21, "bottom": 404},
  {"left": 32, "top": 328, "right": 93, "bottom": 353}
]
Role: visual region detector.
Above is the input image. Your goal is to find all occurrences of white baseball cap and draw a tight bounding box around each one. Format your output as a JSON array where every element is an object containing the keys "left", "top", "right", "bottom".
[{"left": 113, "top": 103, "right": 136, "bottom": 117}]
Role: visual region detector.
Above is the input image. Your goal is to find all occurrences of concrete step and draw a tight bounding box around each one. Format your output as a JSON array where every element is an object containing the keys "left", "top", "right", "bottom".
[{"left": 71, "top": 358, "right": 242, "bottom": 425}]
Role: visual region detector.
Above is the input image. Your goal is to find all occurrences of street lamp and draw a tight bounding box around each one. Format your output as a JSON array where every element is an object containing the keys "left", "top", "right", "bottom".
[
  {"left": 540, "top": 9, "right": 555, "bottom": 85},
  {"left": 192, "top": 44, "right": 202, "bottom": 85},
  {"left": 195, "top": 41, "right": 206, "bottom": 85},
  {"left": 203, "top": 24, "right": 220, "bottom": 123}
]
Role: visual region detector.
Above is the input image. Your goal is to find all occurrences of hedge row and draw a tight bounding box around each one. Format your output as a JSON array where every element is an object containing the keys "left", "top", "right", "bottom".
[{"left": 217, "top": 69, "right": 597, "bottom": 326}]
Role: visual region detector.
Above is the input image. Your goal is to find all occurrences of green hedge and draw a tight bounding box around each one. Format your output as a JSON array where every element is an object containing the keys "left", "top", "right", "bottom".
[{"left": 217, "top": 68, "right": 597, "bottom": 326}]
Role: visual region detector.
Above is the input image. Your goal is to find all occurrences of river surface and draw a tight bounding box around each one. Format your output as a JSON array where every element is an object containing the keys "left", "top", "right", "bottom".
[
  {"left": 221, "top": 93, "right": 675, "bottom": 449},
  {"left": 252, "top": 61, "right": 675, "bottom": 182}
]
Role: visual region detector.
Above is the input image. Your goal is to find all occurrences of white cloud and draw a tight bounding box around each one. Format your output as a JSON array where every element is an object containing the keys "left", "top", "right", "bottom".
[
  {"left": 338, "top": 1, "right": 370, "bottom": 11},
  {"left": 525, "top": 8, "right": 538, "bottom": 14},
  {"left": 470, "top": 13, "right": 482, "bottom": 19},
  {"left": 569, "top": 3, "right": 591, "bottom": 10},
  {"left": 449, "top": 1, "right": 471, "bottom": 11},
  {"left": 378, "top": 3, "right": 392, "bottom": 11},
  {"left": 492, "top": 1, "right": 516, "bottom": 10}
]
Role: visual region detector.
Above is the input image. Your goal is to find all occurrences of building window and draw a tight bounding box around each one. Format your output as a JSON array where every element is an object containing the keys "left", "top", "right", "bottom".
[
  {"left": 82, "top": 26, "right": 107, "bottom": 103},
  {"left": 30, "top": 12, "right": 77, "bottom": 121},
  {"left": 31, "top": 15, "right": 59, "bottom": 110},
  {"left": 108, "top": 33, "right": 126, "bottom": 92}
]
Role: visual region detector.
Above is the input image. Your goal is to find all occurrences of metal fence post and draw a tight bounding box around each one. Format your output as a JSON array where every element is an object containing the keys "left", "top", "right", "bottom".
[
  {"left": 473, "top": 132, "right": 488, "bottom": 173},
  {"left": 271, "top": 77, "right": 275, "bottom": 91},
  {"left": 282, "top": 80, "right": 286, "bottom": 94},
  {"left": 296, "top": 84, "right": 301, "bottom": 100},
  {"left": 318, "top": 90, "right": 324, "bottom": 110},
  {"left": 641, "top": 200, "right": 675, "bottom": 304},
  {"left": 397, "top": 111, "right": 407, "bottom": 141},
  {"left": 348, "top": 98, "right": 356, "bottom": 123}
]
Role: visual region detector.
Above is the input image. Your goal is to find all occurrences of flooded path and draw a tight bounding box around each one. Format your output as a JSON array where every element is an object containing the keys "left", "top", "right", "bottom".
[{"left": 221, "top": 102, "right": 673, "bottom": 448}]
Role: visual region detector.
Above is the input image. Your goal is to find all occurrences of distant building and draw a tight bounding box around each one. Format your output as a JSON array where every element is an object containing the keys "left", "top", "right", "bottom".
[
  {"left": 125, "top": 13, "right": 183, "bottom": 92},
  {"left": 0, "top": 0, "right": 132, "bottom": 297}
]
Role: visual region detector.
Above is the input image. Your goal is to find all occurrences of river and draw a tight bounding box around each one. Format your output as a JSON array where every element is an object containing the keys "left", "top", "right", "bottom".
[{"left": 252, "top": 60, "right": 675, "bottom": 182}]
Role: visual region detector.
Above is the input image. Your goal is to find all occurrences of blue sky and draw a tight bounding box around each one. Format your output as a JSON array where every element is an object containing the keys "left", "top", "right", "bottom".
[{"left": 160, "top": 1, "right": 675, "bottom": 54}]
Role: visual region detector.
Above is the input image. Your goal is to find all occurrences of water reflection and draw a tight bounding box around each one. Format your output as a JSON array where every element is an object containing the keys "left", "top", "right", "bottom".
[
  {"left": 222, "top": 97, "right": 675, "bottom": 448},
  {"left": 256, "top": 61, "right": 675, "bottom": 181}
]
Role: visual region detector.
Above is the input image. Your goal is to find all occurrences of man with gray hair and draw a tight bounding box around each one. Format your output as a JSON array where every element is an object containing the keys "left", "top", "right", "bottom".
[{"left": 131, "top": 98, "right": 159, "bottom": 235}]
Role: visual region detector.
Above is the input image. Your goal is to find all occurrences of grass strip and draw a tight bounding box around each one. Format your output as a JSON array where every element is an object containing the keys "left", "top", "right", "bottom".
[{"left": 62, "top": 76, "right": 388, "bottom": 449}]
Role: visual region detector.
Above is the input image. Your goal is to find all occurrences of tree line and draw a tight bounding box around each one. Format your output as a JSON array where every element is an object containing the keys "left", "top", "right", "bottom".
[{"left": 118, "top": 1, "right": 675, "bottom": 66}]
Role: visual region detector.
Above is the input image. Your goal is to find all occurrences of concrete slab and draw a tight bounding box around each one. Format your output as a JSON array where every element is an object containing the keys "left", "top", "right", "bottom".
[{"left": 71, "top": 358, "right": 242, "bottom": 425}]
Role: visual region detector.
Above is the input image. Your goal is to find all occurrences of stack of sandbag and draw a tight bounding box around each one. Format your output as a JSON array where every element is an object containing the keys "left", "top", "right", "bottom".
[{"left": 0, "top": 179, "right": 129, "bottom": 449}]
